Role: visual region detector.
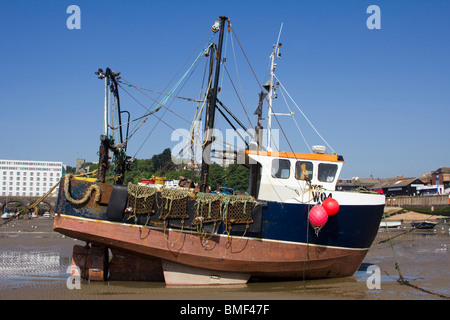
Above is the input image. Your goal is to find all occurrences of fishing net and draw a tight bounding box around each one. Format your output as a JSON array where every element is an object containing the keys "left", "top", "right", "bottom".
[
  {"left": 158, "top": 188, "right": 189, "bottom": 220},
  {"left": 222, "top": 195, "right": 255, "bottom": 225},
  {"left": 193, "top": 193, "right": 226, "bottom": 225},
  {"left": 127, "top": 183, "right": 157, "bottom": 215}
]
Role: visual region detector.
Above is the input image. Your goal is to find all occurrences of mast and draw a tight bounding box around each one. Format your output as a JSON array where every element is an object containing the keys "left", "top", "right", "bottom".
[
  {"left": 199, "top": 16, "right": 228, "bottom": 192},
  {"left": 103, "top": 70, "right": 109, "bottom": 135},
  {"left": 95, "top": 67, "right": 129, "bottom": 184},
  {"left": 96, "top": 68, "right": 111, "bottom": 183},
  {"left": 265, "top": 23, "right": 283, "bottom": 151}
]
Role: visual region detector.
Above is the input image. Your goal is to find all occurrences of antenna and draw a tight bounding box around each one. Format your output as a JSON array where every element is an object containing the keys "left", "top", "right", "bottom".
[{"left": 276, "top": 22, "right": 283, "bottom": 48}]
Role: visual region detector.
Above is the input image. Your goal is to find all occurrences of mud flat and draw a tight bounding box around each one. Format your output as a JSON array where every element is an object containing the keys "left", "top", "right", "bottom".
[
  {"left": 384, "top": 207, "right": 448, "bottom": 222},
  {"left": 0, "top": 217, "right": 448, "bottom": 301}
]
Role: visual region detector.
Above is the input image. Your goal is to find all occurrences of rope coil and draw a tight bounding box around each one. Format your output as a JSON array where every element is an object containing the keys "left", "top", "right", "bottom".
[{"left": 64, "top": 174, "right": 101, "bottom": 205}]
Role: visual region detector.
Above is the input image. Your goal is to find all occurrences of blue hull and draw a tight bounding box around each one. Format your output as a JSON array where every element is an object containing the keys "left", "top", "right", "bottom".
[{"left": 262, "top": 201, "right": 384, "bottom": 249}]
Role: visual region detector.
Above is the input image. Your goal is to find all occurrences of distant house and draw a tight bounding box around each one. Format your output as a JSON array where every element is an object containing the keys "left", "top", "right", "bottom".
[
  {"left": 336, "top": 177, "right": 379, "bottom": 191},
  {"left": 337, "top": 167, "right": 450, "bottom": 197},
  {"left": 336, "top": 179, "right": 356, "bottom": 191},
  {"left": 431, "top": 167, "right": 450, "bottom": 191},
  {"left": 414, "top": 167, "right": 450, "bottom": 195},
  {"left": 370, "top": 177, "right": 424, "bottom": 197}
]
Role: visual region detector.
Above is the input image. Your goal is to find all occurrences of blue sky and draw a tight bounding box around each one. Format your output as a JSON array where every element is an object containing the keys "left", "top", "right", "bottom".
[{"left": 1, "top": 0, "right": 449, "bottom": 179}]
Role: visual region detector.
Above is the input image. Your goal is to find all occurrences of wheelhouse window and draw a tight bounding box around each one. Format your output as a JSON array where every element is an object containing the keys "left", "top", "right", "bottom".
[
  {"left": 318, "top": 163, "right": 338, "bottom": 182},
  {"left": 272, "top": 159, "right": 290, "bottom": 179},
  {"left": 295, "top": 161, "right": 313, "bottom": 181}
]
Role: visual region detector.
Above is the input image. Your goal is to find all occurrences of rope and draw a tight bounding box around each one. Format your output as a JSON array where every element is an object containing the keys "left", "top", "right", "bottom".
[
  {"left": 302, "top": 203, "right": 312, "bottom": 288},
  {"left": 189, "top": 72, "right": 213, "bottom": 148},
  {"left": 64, "top": 174, "right": 101, "bottom": 205}
]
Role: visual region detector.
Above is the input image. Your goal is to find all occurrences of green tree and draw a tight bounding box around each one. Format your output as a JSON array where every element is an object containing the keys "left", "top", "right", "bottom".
[
  {"left": 66, "top": 166, "right": 76, "bottom": 174},
  {"left": 224, "top": 163, "right": 249, "bottom": 192},
  {"left": 119, "top": 148, "right": 249, "bottom": 192},
  {"left": 152, "top": 148, "right": 174, "bottom": 172}
]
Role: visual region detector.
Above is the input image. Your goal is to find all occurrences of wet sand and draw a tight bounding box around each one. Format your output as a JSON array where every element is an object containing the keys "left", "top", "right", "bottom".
[{"left": 0, "top": 216, "right": 449, "bottom": 301}]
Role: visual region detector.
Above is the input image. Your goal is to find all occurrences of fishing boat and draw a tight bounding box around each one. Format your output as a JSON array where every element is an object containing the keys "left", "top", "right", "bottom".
[{"left": 54, "top": 16, "right": 385, "bottom": 285}]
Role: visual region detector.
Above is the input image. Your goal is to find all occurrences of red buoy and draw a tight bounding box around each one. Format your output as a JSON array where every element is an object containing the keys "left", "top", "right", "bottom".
[
  {"left": 308, "top": 205, "right": 328, "bottom": 227},
  {"left": 322, "top": 198, "right": 340, "bottom": 216}
]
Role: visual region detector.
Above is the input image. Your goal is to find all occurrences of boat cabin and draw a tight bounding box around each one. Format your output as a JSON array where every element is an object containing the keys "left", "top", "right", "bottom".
[{"left": 245, "top": 149, "right": 345, "bottom": 202}]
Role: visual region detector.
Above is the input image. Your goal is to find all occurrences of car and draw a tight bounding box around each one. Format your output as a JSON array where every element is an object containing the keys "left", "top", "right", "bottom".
[{"left": 1, "top": 212, "right": 13, "bottom": 219}]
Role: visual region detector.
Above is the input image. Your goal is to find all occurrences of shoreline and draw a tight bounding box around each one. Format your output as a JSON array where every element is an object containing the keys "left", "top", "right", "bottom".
[{"left": 384, "top": 207, "right": 448, "bottom": 221}]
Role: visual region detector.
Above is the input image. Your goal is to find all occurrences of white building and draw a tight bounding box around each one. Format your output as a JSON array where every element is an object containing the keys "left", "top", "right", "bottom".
[{"left": 0, "top": 159, "right": 65, "bottom": 197}]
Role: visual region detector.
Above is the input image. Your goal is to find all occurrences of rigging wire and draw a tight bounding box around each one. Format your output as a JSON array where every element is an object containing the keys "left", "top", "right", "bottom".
[
  {"left": 222, "top": 64, "right": 254, "bottom": 130},
  {"left": 276, "top": 78, "right": 311, "bottom": 151},
  {"left": 118, "top": 79, "right": 192, "bottom": 125},
  {"left": 113, "top": 40, "right": 215, "bottom": 153},
  {"left": 114, "top": 31, "right": 216, "bottom": 156},
  {"left": 132, "top": 48, "right": 209, "bottom": 158},
  {"left": 229, "top": 29, "right": 247, "bottom": 122},
  {"left": 189, "top": 75, "right": 213, "bottom": 148},
  {"left": 273, "top": 74, "right": 336, "bottom": 154},
  {"left": 118, "top": 81, "right": 207, "bottom": 104}
]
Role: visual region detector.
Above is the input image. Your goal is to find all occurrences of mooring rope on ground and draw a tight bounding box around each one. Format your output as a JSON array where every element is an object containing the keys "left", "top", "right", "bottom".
[{"left": 380, "top": 212, "right": 450, "bottom": 299}]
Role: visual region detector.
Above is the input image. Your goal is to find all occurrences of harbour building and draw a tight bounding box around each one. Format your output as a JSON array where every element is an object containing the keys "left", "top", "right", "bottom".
[{"left": 0, "top": 159, "right": 65, "bottom": 197}]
